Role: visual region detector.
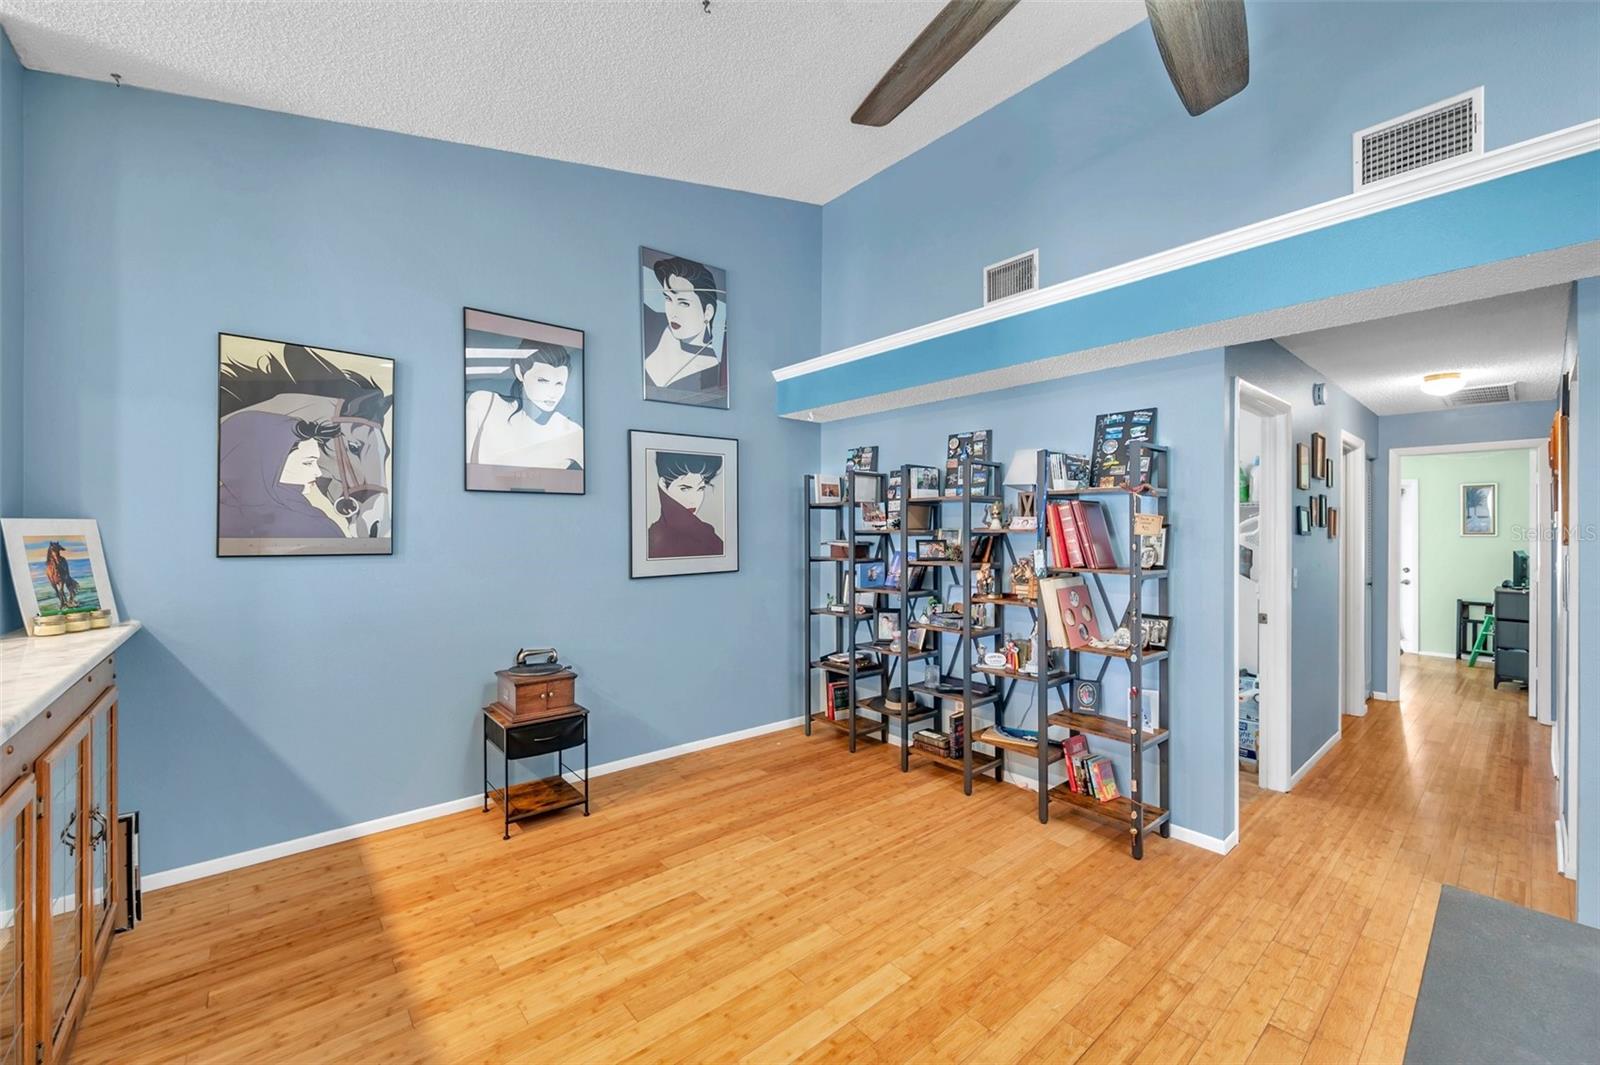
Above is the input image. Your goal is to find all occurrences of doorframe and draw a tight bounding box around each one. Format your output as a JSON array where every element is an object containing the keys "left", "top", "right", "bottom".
[
  {"left": 1339, "top": 431, "right": 1369, "bottom": 716},
  {"left": 1529, "top": 446, "right": 1554, "bottom": 724},
  {"left": 1399, "top": 478, "right": 1420, "bottom": 657},
  {"left": 1384, "top": 438, "right": 1549, "bottom": 717},
  {"left": 1234, "top": 379, "right": 1293, "bottom": 804}
]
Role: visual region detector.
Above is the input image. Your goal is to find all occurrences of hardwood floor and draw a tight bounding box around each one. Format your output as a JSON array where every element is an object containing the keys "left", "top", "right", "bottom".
[{"left": 75, "top": 655, "right": 1570, "bottom": 1064}]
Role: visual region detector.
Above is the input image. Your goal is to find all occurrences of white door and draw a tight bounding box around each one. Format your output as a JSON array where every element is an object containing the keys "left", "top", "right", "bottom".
[
  {"left": 1341, "top": 441, "right": 1368, "bottom": 715},
  {"left": 1399, "top": 479, "right": 1420, "bottom": 655}
]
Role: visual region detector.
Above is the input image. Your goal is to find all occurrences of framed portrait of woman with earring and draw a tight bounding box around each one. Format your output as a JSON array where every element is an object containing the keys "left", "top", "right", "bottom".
[
  {"left": 629, "top": 430, "right": 739, "bottom": 578},
  {"left": 640, "top": 246, "right": 728, "bottom": 409},
  {"left": 464, "top": 308, "right": 585, "bottom": 494}
]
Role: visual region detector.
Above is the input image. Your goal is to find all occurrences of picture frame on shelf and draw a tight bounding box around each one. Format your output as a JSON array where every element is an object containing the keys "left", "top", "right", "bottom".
[
  {"left": 855, "top": 559, "right": 890, "bottom": 590},
  {"left": 810, "top": 476, "right": 842, "bottom": 506},
  {"left": 1088, "top": 408, "right": 1158, "bottom": 487},
  {"left": 916, "top": 540, "right": 948, "bottom": 561},
  {"left": 628, "top": 430, "right": 739, "bottom": 578},
  {"left": 908, "top": 466, "right": 942, "bottom": 499},
  {"left": 1137, "top": 522, "right": 1168, "bottom": 569},
  {"left": 845, "top": 445, "right": 879, "bottom": 472},
  {"left": 2, "top": 518, "right": 121, "bottom": 632}
]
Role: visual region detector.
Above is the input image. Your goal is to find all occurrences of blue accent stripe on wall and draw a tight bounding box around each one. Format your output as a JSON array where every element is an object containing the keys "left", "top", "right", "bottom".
[{"left": 781, "top": 152, "right": 1600, "bottom": 415}]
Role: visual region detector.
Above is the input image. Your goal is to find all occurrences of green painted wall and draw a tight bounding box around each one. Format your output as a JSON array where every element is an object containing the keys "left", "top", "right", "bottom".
[{"left": 1399, "top": 449, "right": 1531, "bottom": 656}]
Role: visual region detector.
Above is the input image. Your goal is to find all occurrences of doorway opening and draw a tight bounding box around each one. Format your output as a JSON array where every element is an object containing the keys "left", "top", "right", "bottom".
[
  {"left": 1235, "top": 380, "right": 1293, "bottom": 824},
  {"left": 1340, "top": 433, "right": 1369, "bottom": 717}
]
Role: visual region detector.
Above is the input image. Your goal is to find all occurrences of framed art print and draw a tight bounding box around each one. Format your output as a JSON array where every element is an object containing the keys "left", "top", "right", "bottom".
[
  {"left": 629, "top": 431, "right": 739, "bottom": 578},
  {"left": 1296, "top": 506, "right": 1311, "bottom": 535},
  {"left": 218, "top": 333, "right": 394, "bottom": 557},
  {"left": 640, "top": 247, "right": 728, "bottom": 409},
  {"left": 1296, "top": 444, "right": 1310, "bottom": 491},
  {"left": 464, "top": 308, "right": 585, "bottom": 494},
  {"left": 2, "top": 518, "right": 120, "bottom": 629},
  {"left": 1462, "top": 482, "right": 1497, "bottom": 536},
  {"left": 1310, "top": 432, "right": 1327, "bottom": 481}
]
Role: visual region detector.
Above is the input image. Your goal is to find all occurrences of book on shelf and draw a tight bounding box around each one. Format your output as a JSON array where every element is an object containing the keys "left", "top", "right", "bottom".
[
  {"left": 1087, "top": 756, "right": 1121, "bottom": 802},
  {"left": 826, "top": 681, "right": 849, "bottom": 720},
  {"left": 1062, "top": 735, "right": 1090, "bottom": 793},
  {"left": 1073, "top": 501, "right": 1118, "bottom": 569}
]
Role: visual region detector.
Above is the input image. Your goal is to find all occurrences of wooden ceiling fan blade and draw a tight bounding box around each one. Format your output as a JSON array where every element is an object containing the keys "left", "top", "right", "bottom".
[
  {"left": 1145, "top": 0, "right": 1249, "bottom": 116},
  {"left": 852, "top": 0, "right": 1021, "bottom": 127}
]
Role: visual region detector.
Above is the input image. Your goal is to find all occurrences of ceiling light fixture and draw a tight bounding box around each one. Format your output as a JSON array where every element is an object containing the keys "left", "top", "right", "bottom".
[{"left": 1420, "top": 372, "right": 1465, "bottom": 396}]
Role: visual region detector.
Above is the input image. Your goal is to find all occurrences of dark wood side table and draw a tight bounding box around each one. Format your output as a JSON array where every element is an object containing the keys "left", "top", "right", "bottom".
[{"left": 482, "top": 702, "right": 589, "bottom": 839}]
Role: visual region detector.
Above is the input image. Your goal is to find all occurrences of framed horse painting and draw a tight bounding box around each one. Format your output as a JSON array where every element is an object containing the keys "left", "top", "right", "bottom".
[
  {"left": 218, "top": 333, "right": 395, "bottom": 557},
  {"left": 2, "top": 517, "right": 120, "bottom": 633}
]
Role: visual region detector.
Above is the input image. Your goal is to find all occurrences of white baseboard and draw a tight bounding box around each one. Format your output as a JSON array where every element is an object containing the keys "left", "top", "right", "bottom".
[
  {"left": 1415, "top": 649, "right": 1492, "bottom": 661},
  {"left": 1289, "top": 730, "right": 1340, "bottom": 788},
  {"left": 143, "top": 715, "right": 804, "bottom": 892},
  {"left": 1556, "top": 818, "right": 1570, "bottom": 878},
  {"left": 1168, "top": 824, "right": 1238, "bottom": 855},
  {"left": 1370, "top": 690, "right": 1399, "bottom": 701}
]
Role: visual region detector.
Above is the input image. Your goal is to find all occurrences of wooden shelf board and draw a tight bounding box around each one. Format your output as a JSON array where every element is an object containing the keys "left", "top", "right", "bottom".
[
  {"left": 909, "top": 623, "right": 1003, "bottom": 637},
  {"left": 973, "top": 726, "right": 1064, "bottom": 761},
  {"left": 492, "top": 777, "right": 585, "bottom": 821},
  {"left": 809, "top": 712, "right": 889, "bottom": 740},
  {"left": 811, "top": 659, "right": 887, "bottom": 675},
  {"left": 911, "top": 747, "right": 1003, "bottom": 775},
  {"left": 1039, "top": 566, "right": 1170, "bottom": 579},
  {"left": 1071, "top": 646, "right": 1169, "bottom": 664},
  {"left": 1045, "top": 485, "right": 1167, "bottom": 498},
  {"left": 907, "top": 559, "right": 964, "bottom": 567},
  {"left": 856, "top": 696, "right": 938, "bottom": 721},
  {"left": 810, "top": 608, "right": 873, "bottom": 617},
  {"left": 1047, "top": 710, "right": 1169, "bottom": 746},
  {"left": 866, "top": 643, "right": 938, "bottom": 661},
  {"left": 908, "top": 682, "right": 998, "bottom": 707},
  {"left": 971, "top": 594, "right": 1037, "bottom": 608},
  {"left": 1046, "top": 783, "right": 1168, "bottom": 828},
  {"left": 972, "top": 663, "right": 1069, "bottom": 685}
]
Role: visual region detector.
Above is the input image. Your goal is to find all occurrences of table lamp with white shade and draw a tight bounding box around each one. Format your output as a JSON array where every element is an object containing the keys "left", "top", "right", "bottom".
[{"left": 1004, "top": 448, "right": 1040, "bottom": 531}]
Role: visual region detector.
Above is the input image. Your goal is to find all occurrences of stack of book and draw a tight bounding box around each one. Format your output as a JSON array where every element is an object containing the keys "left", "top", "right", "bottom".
[
  {"left": 1062, "top": 735, "right": 1121, "bottom": 802},
  {"left": 912, "top": 710, "right": 966, "bottom": 758}
]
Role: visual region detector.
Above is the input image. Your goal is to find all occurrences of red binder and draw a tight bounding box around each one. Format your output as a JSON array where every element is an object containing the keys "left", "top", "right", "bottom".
[
  {"left": 1055, "top": 503, "right": 1089, "bottom": 570},
  {"left": 1074, "top": 501, "right": 1118, "bottom": 570}
]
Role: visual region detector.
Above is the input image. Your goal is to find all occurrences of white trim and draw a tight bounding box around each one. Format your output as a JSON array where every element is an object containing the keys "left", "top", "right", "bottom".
[
  {"left": 1339, "top": 431, "right": 1369, "bottom": 721},
  {"left": 1530, "top": 447, "right": 1555, "bottom": 726},
  {"left": 982, "top": 248, "right": 1040, "bottom": 306},
  {"left": 1371, "top": 691, "right": 1399, "bottom": 701},
  {"left": 1556, "top": 818, "right": 1569, "bottom": 877},
  {"left": 1351, "top": 86, "right": 1484, "bottom": 193},
  {"left": 774, "top": 120, "right": 1600, "bottom": 383},
  {"left": 1414, "top": 648, "right": 1491, "bottom": 661},
  {"left": 1168, "top": 824, "right": 1238, "bottom": 856},
  {"left": 1384, "top": 438, "right": 1548, "bottom": 698},
  {"left": 1235, "top": 380, "right": 1294, "bottom": 803},
  {"left": 143, "top": 715, "right": 805, "bottom": 891},
  {"left": 1289, "top": 729, "right": 1342, "bottom": 788}
]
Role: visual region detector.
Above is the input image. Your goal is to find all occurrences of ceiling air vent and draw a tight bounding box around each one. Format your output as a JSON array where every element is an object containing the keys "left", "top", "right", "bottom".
[
  {"left": 984, "top": 250, "right": 1038, "bottom": 306},
  {"left": 1446, "top": 382, "right": 1517, "bottom": 407},
  {"left": 1353, "top": 87, "right": 1483, "bottom": 190}
]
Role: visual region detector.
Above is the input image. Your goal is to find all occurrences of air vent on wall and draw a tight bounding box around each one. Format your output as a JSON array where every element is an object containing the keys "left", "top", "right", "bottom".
[
  {"left": 1353, "top": 88, "right": 1483, "bottom": 190},
  {"left": 984, "top": 250, "right": 1038, "bottom": 306},
  {"left": 1446, "top": 382, "right": 1517, "bottom": 407}
]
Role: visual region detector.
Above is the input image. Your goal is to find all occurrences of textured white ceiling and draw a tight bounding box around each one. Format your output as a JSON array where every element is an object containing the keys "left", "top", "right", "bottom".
[
  {"left": 0, "top": 0, "right": 1147, "bottom": 204},
  {"left": 1278, "top": 285, "right": 1570, "bottom": 416}
]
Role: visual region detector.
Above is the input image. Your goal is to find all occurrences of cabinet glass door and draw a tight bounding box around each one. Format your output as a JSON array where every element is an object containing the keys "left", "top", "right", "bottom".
[
  {"left": 47, "top": 743, "right": 80, "bottom": 1042},
  {"left": 89, "top": 707, "right": 113, "bottom": 942},
  {"left": 0, "top": 785, "right": 29, "bottom": 1065}
]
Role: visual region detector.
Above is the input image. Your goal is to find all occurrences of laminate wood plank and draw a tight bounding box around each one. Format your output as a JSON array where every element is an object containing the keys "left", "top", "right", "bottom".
[{"left": 70, "top": 656, "right": 1566, "bottom": 1064}]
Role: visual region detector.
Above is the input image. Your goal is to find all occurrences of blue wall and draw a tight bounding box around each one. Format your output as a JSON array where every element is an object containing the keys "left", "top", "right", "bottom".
[
  {"left": 1225, "top": 342, "right": 1380, "bottom": 772},
  {"left": 817, "top": 351, "right": 1236, "bottom": 843},
  {"left": 1577, "top": 277, "right": 1599, "bottom": 928},
  {"left": 0, "top": 31, "right": 21, "bottom": 636},
  {"left": 1372, "top": 400, "right": 1557, "bottom": 692},
  {"left": 18, "top": 73, "right": 821, "bottom": 875},
  {"left": 819, "top": 0, "right": 1600, "bottom": 353}
]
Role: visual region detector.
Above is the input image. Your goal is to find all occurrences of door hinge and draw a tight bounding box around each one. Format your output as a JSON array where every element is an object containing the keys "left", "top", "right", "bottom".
[
  {"left": 1258, "top": 613, "right": 1268, "bottom": 624},
  {"left": 36, "top": 1039, "right": 44, "bottom": 1065},
  {"left": 34, "top": 796, "right": 43, "bottom": 820}
]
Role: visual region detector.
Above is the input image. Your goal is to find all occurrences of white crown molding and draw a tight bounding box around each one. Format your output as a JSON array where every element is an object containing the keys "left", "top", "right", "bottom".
[
  {"left": 142, "top": 714, "right": 805, "bottom": 891},
  {"left": 774, "top": 119, "right": 1600, "bottom": 385}
]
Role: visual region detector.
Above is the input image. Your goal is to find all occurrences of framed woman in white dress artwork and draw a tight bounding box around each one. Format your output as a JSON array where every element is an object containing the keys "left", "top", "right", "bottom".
[{"left": 463, "top": 308, "right": 585, "bottom": 494}]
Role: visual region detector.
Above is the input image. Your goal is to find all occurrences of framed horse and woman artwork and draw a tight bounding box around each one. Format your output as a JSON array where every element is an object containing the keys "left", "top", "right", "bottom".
[{"left": 217, "top": 333, "right": 395, "bottom": 557}]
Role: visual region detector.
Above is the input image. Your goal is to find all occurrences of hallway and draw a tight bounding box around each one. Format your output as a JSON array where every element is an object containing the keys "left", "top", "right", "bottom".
[{"left": 75, "top": 657, "right": 1569, "bottom": 1064}]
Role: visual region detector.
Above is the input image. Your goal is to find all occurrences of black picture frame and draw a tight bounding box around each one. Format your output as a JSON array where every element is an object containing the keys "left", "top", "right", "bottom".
[
  {"left": 217, "top": 331, "right": 396, "bottom": 559},
  {"left": 1296, "top": 506, "right": 1311, "bottom": 535},
  {"left": 463, "top": 307, "right": 587, "bottom": 495},
  {"left": 627, "top": 429, "right": 740, "bottom": 579}
]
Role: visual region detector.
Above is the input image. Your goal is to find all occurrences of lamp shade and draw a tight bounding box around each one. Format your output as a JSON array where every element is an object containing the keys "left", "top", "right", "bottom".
[{"left": 1004, "top": 448, "right": 1041, "bottom": 488}]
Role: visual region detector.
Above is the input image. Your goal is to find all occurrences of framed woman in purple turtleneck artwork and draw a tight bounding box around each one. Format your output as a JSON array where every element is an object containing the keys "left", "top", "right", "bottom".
[{"left": 628, "top": 430, "right": 739, "bottom": 578}]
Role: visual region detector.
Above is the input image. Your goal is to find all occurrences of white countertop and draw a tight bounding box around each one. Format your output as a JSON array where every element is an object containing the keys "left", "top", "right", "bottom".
[{"left": 0, "top": 622, "right": 141, "bottom": 746}]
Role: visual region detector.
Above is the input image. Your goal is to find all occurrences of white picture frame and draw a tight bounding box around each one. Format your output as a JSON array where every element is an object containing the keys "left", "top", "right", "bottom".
[
  {"left": 629, "top": 430, "right": 739, "bottom": 578},
  {"left": 2, "top": 518, "right": 120, "bottom": 630}
]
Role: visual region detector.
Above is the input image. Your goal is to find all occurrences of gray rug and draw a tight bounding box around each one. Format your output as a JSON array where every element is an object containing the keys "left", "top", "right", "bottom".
[{"left": 1404, "top": 886, "right": 1600, "bottom": 1064}]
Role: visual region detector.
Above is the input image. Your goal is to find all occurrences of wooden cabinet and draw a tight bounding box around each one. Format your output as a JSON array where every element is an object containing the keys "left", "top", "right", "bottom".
[{"left": 0, "top": 650, "right": 121, "bottom": 1065}]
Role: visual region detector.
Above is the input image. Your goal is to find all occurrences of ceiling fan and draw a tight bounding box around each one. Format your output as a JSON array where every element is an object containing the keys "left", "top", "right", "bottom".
[{"left": 851, "top": 0, "right": 1249, "bottom": 127}]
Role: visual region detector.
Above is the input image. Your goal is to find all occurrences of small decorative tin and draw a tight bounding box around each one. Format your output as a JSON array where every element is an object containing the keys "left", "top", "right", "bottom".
[
  {"left": 88, "top": 609, "right": 111, "bottom": 629},
  {"left": 31, "top": 615, "right": 66, "bottom": 637},
  {"left": 63, "top": 614, "right": 93, "bottom": 633}
]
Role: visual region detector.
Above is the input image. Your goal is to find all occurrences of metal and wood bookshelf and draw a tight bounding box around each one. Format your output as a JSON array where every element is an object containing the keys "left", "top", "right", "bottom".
[
  {"left": 802, "top": 471, "right": 892, "bottom": 750},
  {"left": 1035, "top": 442, "right": 1172, "bottom": 858}
]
